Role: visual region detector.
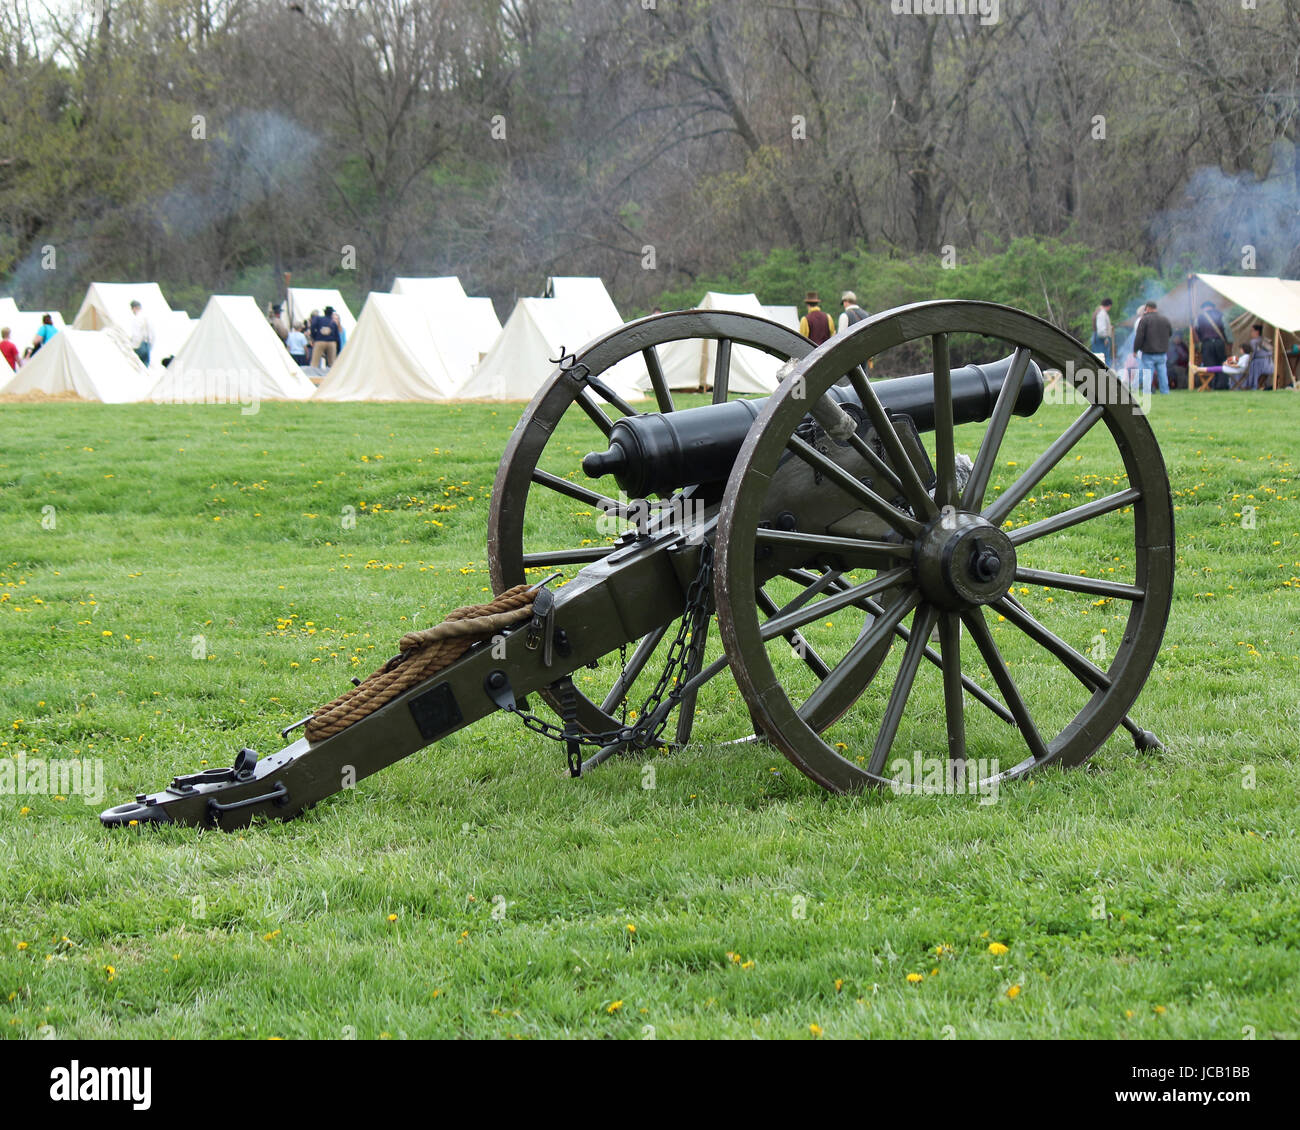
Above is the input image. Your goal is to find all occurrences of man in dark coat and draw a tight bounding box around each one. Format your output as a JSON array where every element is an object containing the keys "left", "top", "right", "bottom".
[{"left": 1134, "top": 301, "right": 1173, "bottom": 394}]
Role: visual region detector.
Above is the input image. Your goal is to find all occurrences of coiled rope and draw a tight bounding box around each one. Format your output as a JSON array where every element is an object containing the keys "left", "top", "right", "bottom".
[{"left": 304, "top": 584, "right": 535, "bottom": 742}]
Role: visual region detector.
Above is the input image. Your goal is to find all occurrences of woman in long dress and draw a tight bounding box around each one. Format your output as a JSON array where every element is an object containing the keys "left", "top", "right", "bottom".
[{"left": 1242, "top": 324, "right": 1274, "bottom": 390}]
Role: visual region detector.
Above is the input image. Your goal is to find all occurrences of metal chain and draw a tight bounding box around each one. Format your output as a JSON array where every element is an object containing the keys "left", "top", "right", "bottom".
[{"left": 503, "top": 541, "right": 715, "bottom": 757}]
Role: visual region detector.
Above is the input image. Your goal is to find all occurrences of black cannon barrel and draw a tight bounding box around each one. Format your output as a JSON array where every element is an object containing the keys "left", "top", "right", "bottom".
[{"left": 582, "top": 353, "right": 1044, "bottom": 498}]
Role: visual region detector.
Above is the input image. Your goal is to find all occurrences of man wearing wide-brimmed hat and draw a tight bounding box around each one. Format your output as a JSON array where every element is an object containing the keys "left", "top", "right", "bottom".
[{"left": 799, "top": 291, "right": 833, "bottom": 345}]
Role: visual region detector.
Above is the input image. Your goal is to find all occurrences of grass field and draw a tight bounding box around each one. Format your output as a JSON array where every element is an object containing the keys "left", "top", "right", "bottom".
[{"left": 1, "top": 390, "right": 1297, "bottom": 1039}]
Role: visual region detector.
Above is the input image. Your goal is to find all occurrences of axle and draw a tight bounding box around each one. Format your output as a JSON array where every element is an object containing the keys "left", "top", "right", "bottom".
[{"left": 581, "top": 354, "right": 1045, "bottom": 498}]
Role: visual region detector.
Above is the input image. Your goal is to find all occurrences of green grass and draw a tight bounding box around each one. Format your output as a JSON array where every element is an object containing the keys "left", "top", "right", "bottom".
[{"left": 0, "top": 392, "right": 1297, "bottom": 1039}]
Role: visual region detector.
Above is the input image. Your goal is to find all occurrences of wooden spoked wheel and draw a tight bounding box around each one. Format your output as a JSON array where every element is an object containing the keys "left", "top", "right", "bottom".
[
  {"left": 488, "top": 310, "right": 813, "bottom": 744},
  {"left": 715, "top": 301, "right": 1175, "bottom": 793}
]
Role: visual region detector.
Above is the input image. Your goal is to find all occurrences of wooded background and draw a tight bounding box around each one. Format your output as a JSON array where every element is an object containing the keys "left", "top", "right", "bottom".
[{"left": 1, "top": 0, "right": 1297, "bottom": 335}]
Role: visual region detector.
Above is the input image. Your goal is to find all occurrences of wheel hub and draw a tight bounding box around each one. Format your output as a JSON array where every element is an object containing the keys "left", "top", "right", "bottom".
[{"left": 913, "top": 511, "right": 1016, "bottom": 609}]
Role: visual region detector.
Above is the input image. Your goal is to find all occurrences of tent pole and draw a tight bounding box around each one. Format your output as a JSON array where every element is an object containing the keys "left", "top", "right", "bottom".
[
  {"left": 1274, "top": 326, "right": 1283, "bottom": 392},
  {"left": 1187, "top": 273, "right": 1200, "bottom": 391}
]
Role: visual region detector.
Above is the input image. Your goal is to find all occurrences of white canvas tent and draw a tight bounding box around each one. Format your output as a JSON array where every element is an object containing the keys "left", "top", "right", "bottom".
[
  {"left": 392, "top": 277, "right": 467, "bottom": 305},
  {"left": 151, "top": 310, "right": 198, "bottom": 368},
  {"left": 0, "top": 328, "right": 152, "bottom": 403},
  {"left": 650, "top": 292, "right": 784, "bottom": 394},
  {"left": 151, "top": 295, "right": 316, "bottom": 404},
  {"left": 390, "top": 277, "right": 502, "bottom": 365},
  {"left": 458, "top": 293, "right": 642, "bottom": 401},
  {"left": 314, "top": 293, "right": 461, "bottom": 401},
  {"left": 72, "top": 282, "right": 172, "bottom": 334},
  {"left": 1147, "top": 273, "right": 1300, "bottom": 389},
  {"left": 0, "top": 297, "right": 67, "bottom": 352},
  {"left": 285, "top": 288, "right": 356, "bottom": 335},
  {"left": 763, "top": 304, "right": 800, "bottom": 330},
  {"left": 544, "top": 276, "right": 623, "bottom": 325}
]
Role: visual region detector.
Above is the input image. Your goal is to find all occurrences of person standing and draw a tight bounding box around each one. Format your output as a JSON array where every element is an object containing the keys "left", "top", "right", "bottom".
[
  {"left": 838, "top": 291, "right": 868, "bottom": 334},
  {"left": 128, "top": 301, "right": 152, "bottom": 366},
  {"left": 310, "top": 306, "right": 340, "bottom": 369},
  {"left": 1134, "top": 301, "right": 1173, "bottom": 395},
  {"left": 1195, "top": 300, "right": 1229, "bottom": 380},
  {"left": 799, "top": 292, "right": 833, "bottom": 345},
  {"left": 1090, "top": 298, "right": 1115, "bottom": 366},
  {"left": 267, "top": 303, "right": 289, "bottom": 342},
  {"left": 0, "top": 327, "right": 19, "bottom": 371},
  {"left": 285, "top": 321, "right": 309, "bottom": 367}
]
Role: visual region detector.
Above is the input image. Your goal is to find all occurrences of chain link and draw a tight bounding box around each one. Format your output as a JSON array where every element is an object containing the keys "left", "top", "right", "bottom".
[{"left": 504, "top": 541, "right": 715, "bottom": 756}]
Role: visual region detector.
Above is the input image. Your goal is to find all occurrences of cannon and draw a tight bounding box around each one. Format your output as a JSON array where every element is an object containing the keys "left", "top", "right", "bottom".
[{"left": 102, "top": 301, "right": 1173, "bottom": 828}]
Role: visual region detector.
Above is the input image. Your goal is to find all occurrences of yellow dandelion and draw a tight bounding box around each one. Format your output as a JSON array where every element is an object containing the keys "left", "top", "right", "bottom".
[
  {"left": 626, "top": 924, "right": 636, "bottom": 934},
  {"left": 16, "top": 941, "right": 28, "bottom": 951},
  {"left": 1154, "top": 1005, "right": 1166, "bottom": 1015},
  {"left": 834, "top": 979, "right": 844, "bottom": 993},
  {"left": 387, "top": 914, "right": 398, "bottom": 923},
  {"left": 988, "top": 942, "right": 1009, "bottom": 955},
  {"left": 1006, "top": 984, "right": 1021, "bottom": 999},
  {"left": 607, "top": 1000, "right": 623, "bottom": 1014},
  {"left": 809, "top": 1023, "right": 823, "bottom": 1037},
  {"left": 740, "top": 960, "right": 755, "bottom": 970},
  {"left": 263, "top": 929, "right": 281, "bottom": 942},
  {"left": 105, "top": 965, "right": 116, "bottom": 982},
  {"left": 906, "top": 972, "right": 924, "bottom": 984}
]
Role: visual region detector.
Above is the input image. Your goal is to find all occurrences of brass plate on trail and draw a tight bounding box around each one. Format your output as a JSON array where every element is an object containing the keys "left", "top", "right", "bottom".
[{"left": 409, "top": 682, "right": 464, "bottom": 741}]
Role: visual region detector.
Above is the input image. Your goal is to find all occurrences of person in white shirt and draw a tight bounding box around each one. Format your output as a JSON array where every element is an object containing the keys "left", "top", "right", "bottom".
[
  {"left": 285, "top": 322, "right": 309, "bottom": 367},
  {"left": 128, "top": 300, "right": 153, "bottom": 366},
  {"left": 1090, "top": 298, "right": 1114, "bottom": 366},
  {"left": 838, "top": 291, "right": 868, "bottom": 334}
]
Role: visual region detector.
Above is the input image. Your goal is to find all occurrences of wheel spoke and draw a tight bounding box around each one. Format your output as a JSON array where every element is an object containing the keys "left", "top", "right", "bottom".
[
  {"left": 800, "top": 589, "right": 920, "bottom": 722},
  {"left": 931, "top": 334, "right": 958, "bottom": 510},
  {"left": 642, "top": 346, "right": 674, "bottom": 413},
  {"left": 584, "top": 375, "right": 639, "bottom": 419},
  {"left": 867, "top": 603, "right": 938, "bottom": 776},
  {"left": 846, "top": 364, "right": 940, "bottom": 520},
  {"left": 858, "top": 595, "right": 1015, "bottom": 725},
  {"left": 1008, "top": 487, "right": 1142, "bottom": 546},
  {"left": 530, "top": 468, "right": 623, "bottom": 513},
  {"left": 1014, "top": 567, "right": 1144, "bottom": 601},
  {"left": 756, "top": 587, "right": 831, "bottom": 680},
  {"left": 962, "top": 346, "right": 1032, "bottom": 511},
  {"left": 993, "top": 595, "right": 1112, "bottom": 690},
  {"left": 522, "top": 546, "right": 613, "bottom": 568},
  {"left": 574, "top": 388, "right": 614, "bottom": 437},
  {"left": 844, "top": 430, "right": 905, "bottom": 496},
  {"left": 984, "top": 404, "right": 1105, "bottom": 526},
  {"left": 784, "top": 434, "right": 923, "bottom": 538},
  {"left": 938, "top": 611, "right": 967, "bottom": 769},
  {"left": 759, "top": 565, "right": 914, "bottom": 640},
  {"left": 773, "top": 567, "right": 844, "bottom": 621},
  {"left": 711, "top": 339, "right": 732, "bottom": 404},
  {"left": 753, "top": 527, "right": 912, "bottom": 570},
  {"left": 600, "top": 624, "right": 670, "bottom": 714},
  {"left": 961, "top": 608, "right": 1050, "bottom": 761}
]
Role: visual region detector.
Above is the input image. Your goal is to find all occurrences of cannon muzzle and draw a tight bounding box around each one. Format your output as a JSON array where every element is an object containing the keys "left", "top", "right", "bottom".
[{"left": 582, "top": 353, "right": 1044, "bottom": 498}]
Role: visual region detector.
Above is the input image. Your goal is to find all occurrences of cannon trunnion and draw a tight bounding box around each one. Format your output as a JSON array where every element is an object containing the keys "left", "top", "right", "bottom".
[{"left": 105, "top": 302, "right": 1172, "bottom": 828}]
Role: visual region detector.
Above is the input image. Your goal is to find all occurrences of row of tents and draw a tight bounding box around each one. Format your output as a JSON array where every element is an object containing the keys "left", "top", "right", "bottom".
[{"left": 1, "top": 277, "right": 802, "bottom": 404}]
